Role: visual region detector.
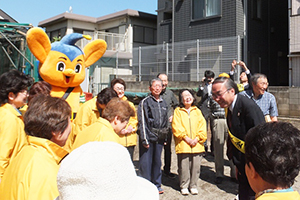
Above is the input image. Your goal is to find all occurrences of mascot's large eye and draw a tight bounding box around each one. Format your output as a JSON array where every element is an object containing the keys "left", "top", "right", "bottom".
[
  {"left": 57, "top": 61, "right": 66, "bottom": 72},
  {"left": 75, "top": 64, "right": 82, "bottom": 73}
]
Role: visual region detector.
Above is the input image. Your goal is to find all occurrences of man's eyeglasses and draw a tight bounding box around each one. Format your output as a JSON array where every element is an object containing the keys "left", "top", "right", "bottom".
[{"left": 212, "top": 89, "right": 229, "bottom": 99}]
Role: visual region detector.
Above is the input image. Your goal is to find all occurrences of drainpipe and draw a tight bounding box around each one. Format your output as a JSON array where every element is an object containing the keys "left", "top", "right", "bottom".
[
  {"left": 288, "top": 0, "right": 292, "bottom": 86},
  {"left": 244, "top": 0, "right": 248, "bottom": 63},
  {"left": 172, "top": 0, "right": 175, "bottom": 81}
]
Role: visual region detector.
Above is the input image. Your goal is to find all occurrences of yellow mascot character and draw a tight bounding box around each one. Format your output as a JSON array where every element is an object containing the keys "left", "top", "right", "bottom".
[{"left": 26, "top": 27, "right": 107, "bottom": 118}]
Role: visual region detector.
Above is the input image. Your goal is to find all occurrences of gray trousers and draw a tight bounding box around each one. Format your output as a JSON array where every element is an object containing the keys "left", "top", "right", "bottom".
[
  {"left": 212, "top": 118, "right": 235, "bottom": 178},
  {"left": 177, "top": 153, "right": 203, "bottom": 189}
]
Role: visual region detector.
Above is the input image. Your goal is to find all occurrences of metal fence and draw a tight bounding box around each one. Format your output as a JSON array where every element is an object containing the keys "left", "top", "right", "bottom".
[
  {"left": 119, "top": 36, "right": 242, "bottom": 82},
  {"left": 90, "top": 35, "right": 242, "bottom": 95}
]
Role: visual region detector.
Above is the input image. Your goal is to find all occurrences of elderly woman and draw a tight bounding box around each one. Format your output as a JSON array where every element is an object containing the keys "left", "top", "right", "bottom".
[
  {"left": 111, "top": 78, "right": 138, "bottom": 160},
  {"left": 64, "top": 88, "right": 117, "bottom": 151},
  {"left": 19, "top": 81, "right": 52, "bottom": 115},
  {"left": 0, "top": 70, "right": 33, "bottom": 180},
  {"left": 0, "top": 95, "right": 71, "bottom": 199},
  {"left": 172, "top": 89, "right": 207, "bottom": 196},
  {"left": 71, "top": 97, "right": 135, "bottom": 151}
]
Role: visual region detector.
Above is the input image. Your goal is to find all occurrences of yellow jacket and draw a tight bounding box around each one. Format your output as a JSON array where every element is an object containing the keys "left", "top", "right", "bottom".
[
  {"left": 119, "top": 96, "right": 138, "bottom": 147},
  {"left": 19, "top": 104, "right": 28, "bottom": 116},
  {"left": 0, "top": 136, "right": 68, "bottom": 200},
  {"left": 64, "top": 97, "right": 100, "bottom": 151},
  {"left": 0, "top": 103, "right": 28, "bottom": 179},
  {"left": 256, "top": 191, "right": 300, "bottom": 200},
  {"left": 172, "top": 106, "right": 207, "bottom": 154},
  {"left": 71, "top": 118, "right": 120, "bottom": 151}
]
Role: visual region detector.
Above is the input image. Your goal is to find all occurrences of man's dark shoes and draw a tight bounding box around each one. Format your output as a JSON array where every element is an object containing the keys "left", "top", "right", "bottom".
[
  {"left": 163, "top": 171, "right": 176, "bottom": 179},
  {"left": 215, "top": 177, "right": 223, "bottom": 184},
  {"left": 230, "top": 177, "right": 238, "bottom": 183}
]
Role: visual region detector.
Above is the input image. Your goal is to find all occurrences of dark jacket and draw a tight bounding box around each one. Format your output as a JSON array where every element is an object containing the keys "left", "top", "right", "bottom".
[
  {"left": 160, "top": 88, "right": 178, "bottom": 126},
  {"left": 227, "top": 94, "right": 265, "bottom": 173},
  {"left": 137, "top": 94, "right": 168, "bottom": 145},
  {"left": 196, "top": 84, "right": 211, "bottom": 119}
]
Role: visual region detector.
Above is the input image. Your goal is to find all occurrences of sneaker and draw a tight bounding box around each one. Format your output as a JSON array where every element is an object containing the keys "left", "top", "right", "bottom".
[
  {"left": 190, "top": 188, "right": 198, "bottom": 195},
  {"left": 234, "top": 194, "right": 239, "bottom": 200},
  {"left": 181, "top": 188, "right": 189, "bottom": 195},
  {"left": 158, "top": 187, "right": 164, "bottom": 194}
]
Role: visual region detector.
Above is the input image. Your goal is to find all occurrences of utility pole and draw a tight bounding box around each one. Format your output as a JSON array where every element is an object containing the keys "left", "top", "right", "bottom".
[{"left": 172, "top": 0, "right": 175, "bottom": 81}]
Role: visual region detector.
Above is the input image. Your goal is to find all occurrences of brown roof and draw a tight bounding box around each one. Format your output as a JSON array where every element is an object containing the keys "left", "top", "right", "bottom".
[{"left": 38, "top": 9, "right": 156, "bottom": 27}]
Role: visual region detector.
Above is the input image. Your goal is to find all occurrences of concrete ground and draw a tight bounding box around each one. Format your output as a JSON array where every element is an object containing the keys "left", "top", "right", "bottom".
[{"left": 133, "top": 117, "right": 300, "bottom": 200}]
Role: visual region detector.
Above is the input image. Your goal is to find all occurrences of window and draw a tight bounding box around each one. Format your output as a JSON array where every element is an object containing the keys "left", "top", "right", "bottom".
[
  {"left": 144, "top": 27, "right": 154, "bottom": 44},
  {"left": 192, "top": 0, "right": 221, "bottom": 20},
  {"left": 163, "top": 12, "right": 172, "bottom": 23},
  {"left": 291, "top": 0, "right": 300, "bottom": 15},
  {"left": 251, "top": 0, "right": 262, "bottom": 19},
  {"left": 133, "top": 26, "right": 144, "bottom": 43},
  {"left": 133, "top": 25, "right": 156, "bottom": 44}
]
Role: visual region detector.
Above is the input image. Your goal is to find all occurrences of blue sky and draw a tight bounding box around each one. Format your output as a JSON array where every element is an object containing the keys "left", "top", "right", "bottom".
[{"left": 2, "top": 0, "right": 157, "bottom": 27}]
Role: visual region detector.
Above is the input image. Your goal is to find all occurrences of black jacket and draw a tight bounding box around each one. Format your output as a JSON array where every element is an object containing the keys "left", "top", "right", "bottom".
[
  {"left": 196, "top": 84, "right": 211, "bottom": 119},
  {"left": 227, "top": 94, "right": 265, "bottom": 173},
  {"left": 137, "top": 94, "right": 168, "bottom": 145}
]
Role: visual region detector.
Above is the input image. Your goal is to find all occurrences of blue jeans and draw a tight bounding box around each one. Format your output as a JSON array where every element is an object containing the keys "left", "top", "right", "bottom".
[{"left": 139, "top": 141, "right": 163, "bottom": 189}]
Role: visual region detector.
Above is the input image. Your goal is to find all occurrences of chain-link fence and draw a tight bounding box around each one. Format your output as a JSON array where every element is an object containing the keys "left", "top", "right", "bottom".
[
  {"left": 120, "top": 36, "right": 242, "bottom": 82},
  {"left": 89, "top": 36, "right": 242, "bottom": 95}
]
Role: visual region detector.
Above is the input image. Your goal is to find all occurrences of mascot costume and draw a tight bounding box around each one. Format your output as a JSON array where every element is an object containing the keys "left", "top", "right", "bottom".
[{"left": 26, "top": 27, "right": 107, "bottom": 118}]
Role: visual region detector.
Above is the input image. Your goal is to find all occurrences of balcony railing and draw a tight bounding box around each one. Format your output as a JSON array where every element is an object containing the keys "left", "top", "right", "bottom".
[{"left": 95, "top": 31, "right": 129, "bottom": 52}]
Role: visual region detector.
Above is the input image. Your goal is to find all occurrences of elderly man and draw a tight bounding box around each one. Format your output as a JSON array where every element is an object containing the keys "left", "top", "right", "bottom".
[
  {"left": 212, "top": 77, "right": 265, "bottom": 200},
  {"left": 138, "top": 78, "right": 169, "bottom": 194},
  {"left": 240, "top": 73, "right": 278, "bottom": 122},
  {"left": 157, "top": 73, "right": 178, "bottom": 179}
]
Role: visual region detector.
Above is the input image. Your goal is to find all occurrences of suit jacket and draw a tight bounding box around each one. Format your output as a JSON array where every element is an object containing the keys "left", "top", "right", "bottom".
[
  {"left": 196, "top": 84, "right": 211, "bottom": 119},
  {"left": 227, "top": 94, "right": 265, "bottom": 173}
]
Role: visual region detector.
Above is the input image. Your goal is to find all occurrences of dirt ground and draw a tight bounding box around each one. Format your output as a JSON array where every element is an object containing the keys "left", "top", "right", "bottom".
[{"left": 133, "top": 117, "right": 300, "bottom": 200}]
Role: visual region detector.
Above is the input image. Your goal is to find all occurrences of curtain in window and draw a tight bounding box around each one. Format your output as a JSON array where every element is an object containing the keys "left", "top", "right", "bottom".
[
  {"left": 193, "top": 0, "right": 205, "bottom": 19},
  {"left": 206, "top": 0, "right": 220, "bottom": 17}
]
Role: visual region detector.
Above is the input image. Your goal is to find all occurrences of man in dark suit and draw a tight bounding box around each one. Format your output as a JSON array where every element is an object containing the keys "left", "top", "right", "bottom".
[
  {"left": 197, "top": 70, "right": 215, "bottom": 154},
  {"left": 211, "top": 77, "right": 265, "bottom": 200}
]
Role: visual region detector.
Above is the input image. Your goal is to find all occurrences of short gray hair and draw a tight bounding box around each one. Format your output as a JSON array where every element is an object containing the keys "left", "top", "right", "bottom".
[
  {"left": 149, "top": 78, "right": 163, "bottom": 87},
  {"left": 212, "top": 77, "right": 239, "bottom": 94},
  {"left": 250, "top": 73, "right": 267, "bottom": 85}
]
